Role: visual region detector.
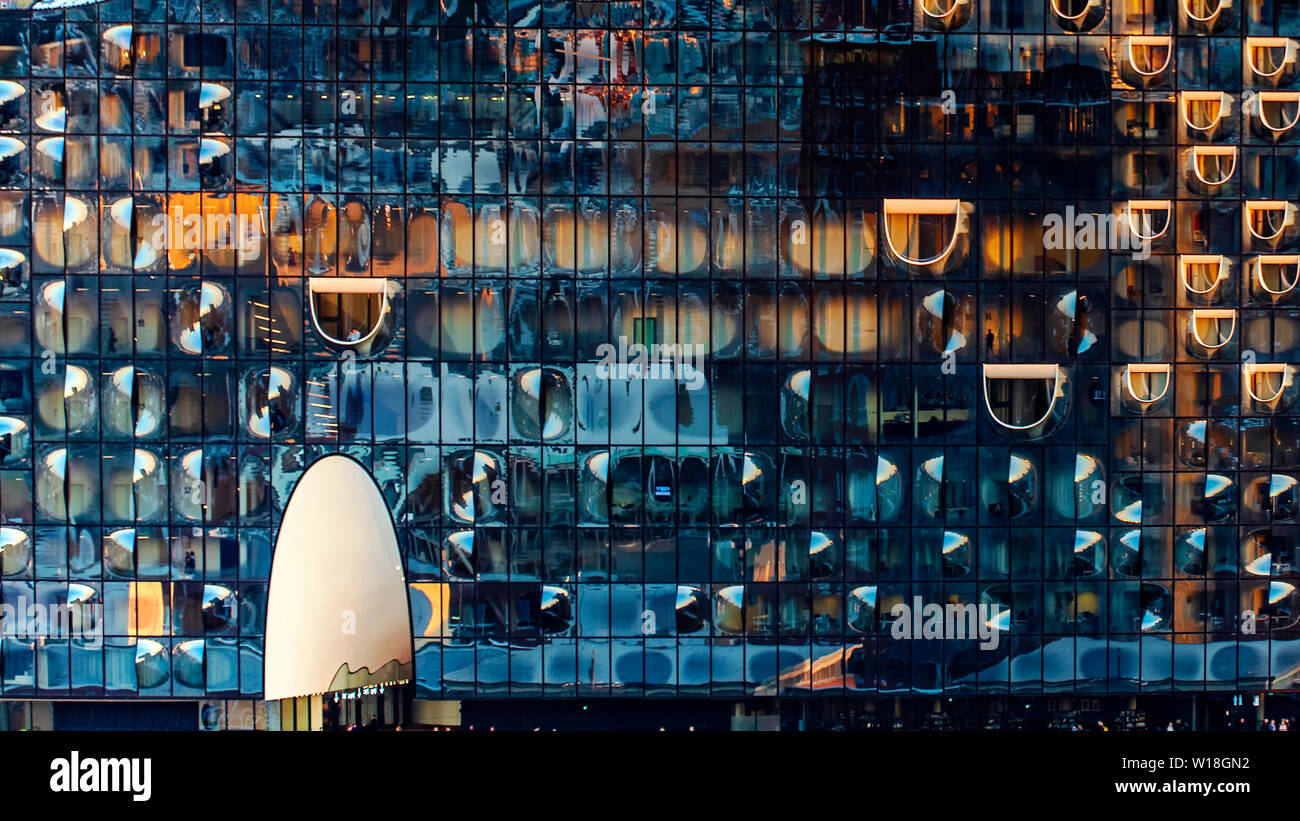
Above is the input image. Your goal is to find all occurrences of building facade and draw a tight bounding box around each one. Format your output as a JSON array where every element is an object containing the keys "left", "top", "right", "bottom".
[{"left": 0, "top": 0, "right": 1299, "bottom": 728}]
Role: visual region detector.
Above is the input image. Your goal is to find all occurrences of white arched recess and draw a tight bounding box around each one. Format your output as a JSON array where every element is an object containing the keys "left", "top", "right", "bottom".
[{"left": 265, "top": 454, "right": 413, "bottom": 700}]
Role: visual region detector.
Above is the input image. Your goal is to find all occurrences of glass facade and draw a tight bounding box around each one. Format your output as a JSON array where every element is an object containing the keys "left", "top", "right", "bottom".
[{"left": 0, "top": 0, "right": 1298, "bottom": 703}]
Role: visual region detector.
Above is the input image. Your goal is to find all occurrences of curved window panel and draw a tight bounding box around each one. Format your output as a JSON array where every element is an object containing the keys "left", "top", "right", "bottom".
[
  {"left": 981, "top": 364, "right": 1068, "bottom": 439},
  {"left": 784, "top": 204, "right": 875, "bottom": 278},
  {"left": 0, "top": 526, "right": 30, "bottom": 577},
  {"left": 404, "top": 207, "right": 440, "bottom": 276},
  {"left": 1187, "top": 309, "right": 1237, "bottom": 356},
  {"left": 1138, "top": 584, "right": 1172, "bottom": 633},
  {"left": 102, "top": 366, "right": 164, "bottom": 439},
  {"left": 917, "top": 0, "right": 972, "bottom": 31},
  {"left": 1048, "top": 290, "right": 1099, "bottom": 356},
  {"left": 1186, "top": 146, "right": 1237, "bottom": 193},
  {"left": 0, "top": 416, "right": 29, "bottom": 466},
  {"left": 170, "top": 449, "right": 205, "bottom": 522},
  {"left": 544, "top": 202, "right": 610, "bottom": 276},
  {"left": 0, "top": 248, "right": 27, "bottom": 300},
  {"left": 100, "top": 198, "right": 163, "bottom": 274},
  {"left": 1180, "top": 92, "right": 1233, "bottom": 141},
  {"left": 101, "top": 24, "right": 137, "bottom": 74},
  {"left": 915, "top": 288, "right": 973, "bottom": 355},
  {"left": 1251, "top": 92, "right": 1300, "bottom": 140},
  {"left": 1123, "top": 200, "right": 1173, "bottom": 242},
  {"left": 1245, "top": 201, "right": 1298, "bottom": 249},
  {"left": 1119, "top": 37, "right": 1174, "bottom": 89},
  {"left": 1243, "top": 362, "right": 1297, "bottom": 412},
  {"left": 198, "top": 82, "right": 230, "bottom": 132},
  {"left": 1245, "top": 475, "right": 1300, "bottom": 521},
  {"left": 240, "top": 366, "right": 299, "bottom": 440},
  {"left": 1179, "top": 255, "right": 1230, "bottom": 303},
  {"left": 35, "top": 448, "right": 99, "bottom": 521},
  {"left": 36, "top": 364, "right": 95, "bottom": 435},
  {"left": 510, "top": 367, "right": 573, "bottom": 442},
  {"left": 370, "top": 203, "right": 405, "bottom": 277},
  {"left": 102, "top": 448, "right": 166, "bottom": 523},
  {"left": 1194, "top": 474, "right": 1236, "bottom": 523},
  {"left": 646, "top": 204, "right": 708, "bottom": 277},
  {"left": 302, "top": 195, "right": 337, "bottom": 276},
  {"left": 1253, "top": 255, "right": 1300, "bottom": 302},
  {"left": 448, "top": 202, "right": 540, "bottom": 275},
  {"left": 34, "top": 280, "right": 97, "bottom": 354},
  {"left": 170, "top": 281, "right": 232, "bottom": 357},
  {"left": 200, "top": 193, "right": 265, "bottom": 272},
  {"left": 307, "top": 277, "right": 397, "bottom": 357},
  {"left": 881, "top": 198, "right": 971, "bottom": 273},
  {"left": 172, "top": 639, "right": 205, "bottom": 689},
  {"left": 446, "top": 450, "right": 506, "bottom": 524},
  {"left": 1049, "top": 0, "right": 1105, "bottom": 32},
  {"left": 196, "top": 138, "right": 231, "bottom": 189},
  {"left": 0, "top": 136, "right": 23, "bottom": 190},
  {"left": 1246, "top": 38, "right": 1299, "bottom": 87},
  {"left": 135, "top": 639, "right": 170, "bottom": 689},
  {"left": 812, "top": 291, "right": 878, "bottom": 355},
  {"left": 1182, "top": 0, "right": 1234, "bottom": 33},
  {"left": 711, "top": 204, "right": 745, "bottom": 275},
  {"left": 712, "top": 585, "right": 745, "bottom": 635},
  {"left": 268, "top": 194, "right": 304, "bottom": 277}
]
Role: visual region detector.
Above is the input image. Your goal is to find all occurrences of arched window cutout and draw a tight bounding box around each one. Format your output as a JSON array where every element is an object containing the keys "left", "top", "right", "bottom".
[
  {"left": 1246, "top": 200, "right": 1297, "bottom": 244},
  {"left": 1125, "top": 200, "right": 1173, "bottom": 242},
  {"left": 1124, "top": 363, "right": 1172, "bottom": 404},
  {"left": 1254, "top": 92, "right": 1300, "bottom": 137},
  {"left": 1180, "top": 255, "right": 1229, "bottom": 299},
  {"left": 307, "top": 277, "right": 397, "bottom": 357},
  {"left": 918, "top": 0, "right": 972, "bottom": 30},
  {"left": 1049, "top": 0, "right": 1104, "bottom": 31},
  {"left": 1188, "top": 145, "right": 1237, "bottom": 188},
  {"left": 1254, "top": 254, "right": 1300, "bottom": 296},
  {"left": 882, "top": 198, "right": 970, "bottom": 271},
  {"left": 1247, "top": 38, "right": 1299, "bottom": 84},
  {"left": 981, "top": 363, "right": 1065, "bottom": 433},
  {"left": 0, "top": 248, "right": 25, "bottom": 295},
  {"left": 1122, "top": 36, "right": 1174, "bottom": 87},
  {"left": 1181, "top": 91, "right": 1233, "bottom": 135},
  {"left": 1243, "top": 362, "right": 1295, "bottom": 405},
  {"left": 1182, "top": 0, "right": 1233, "bottom": 31},
  {"left": 1189, "top": 309, "right": 1237, "bottom": 350}
]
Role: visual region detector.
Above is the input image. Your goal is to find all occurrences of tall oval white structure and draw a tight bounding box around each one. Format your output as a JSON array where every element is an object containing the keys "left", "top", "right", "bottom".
[{"left": 265, "top": 455, "right": 412, "bottom": 700}]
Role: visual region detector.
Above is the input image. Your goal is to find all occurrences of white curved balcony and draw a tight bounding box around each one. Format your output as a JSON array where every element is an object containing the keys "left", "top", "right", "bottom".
[
  {"left": 1049, "top": 0, "right": 1105, "bottom": 32},
  {"left": 1180, "top": 91, "right": 1233, "bottom": 140},
  {"left": 1179, "top": 255, "right": 1230, "bottom": 303},
  {"left": 981, "top": 363, "right": 1068, "bottom": 438},
  {"left": 1246, "top": 200, "right": 1298, "bottom": 248},
  {"left": 1124, "top": 199, "right": 1173, "bottom": 243},
  {"left": 1123, "top": 363, "right": 1172, "bottom": 405},
  {"left": 1247, "top": 38, "right": 1299, "bottom": 87},
  {"left": 881, "top": 198, "right": 971, "bottom": 274},
  {"left": 1187, "top": 309, "right": 1237, "bottom": 356},
  {"left": 917, "top": 0, "right": 972, "bottom": 30},
  {"left": 1186, "top": 146, "right": 1237, "bottom": 192},
  {"left": 1243, "top": 362, "right": 1296, "bottom": 411},
  {"left": 307, "top": 277, "right": 397, "bottom": 358},
  {"left": 1182, "top": 0, "right": 1233, "bottom": 32},
  {"left": 1252, "top": 254, "right": 1300, "bottom": 300},
  {"left": 1251, "top": 91, "right": 1300, "bottom": 139},
  {"left": 1120, "top": 36, "right": 1174, "bottom": 89}
]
